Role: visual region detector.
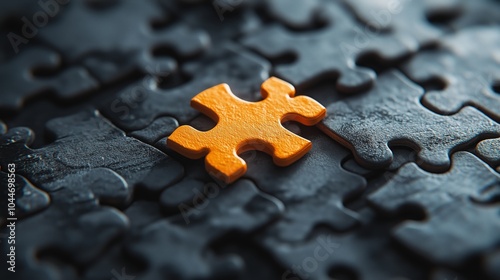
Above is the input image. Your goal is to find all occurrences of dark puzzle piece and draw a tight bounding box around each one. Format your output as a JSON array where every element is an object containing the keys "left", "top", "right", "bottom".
[
  {"left": 0, "top": 172, "right": 49, "bottom": 226},
  {"left": 126, "top": 179, "right": 284, "bottom": 280},
  {"left": 242, "top": 126, "right": 366, "bottom": 242},
  {"left": 175, "top": 0, "right": 319, "bottom": 30},
  {"left": 161, "top": 0, "right": 261, "bottom": 42},
  {"left": 157, "top": 116, "right": 225, "bottom": 214},
  {"left": 0, "top": 47, "right": 98, "bottom": 111},
  {"left": 0, "top": 170, "right": 129, "bottom": 280},
  {"left": 0, "top": 0, "right": 54, "bottom": 60},
  {"left": 260, "top": 0, "right": 322, "bottom": 30},
  {"left": 38, "top": 0, "right": 210, "bottom": 83},
  {"left": 320, "top": 71, "right": 500, "bottom": 170},
  {"left": 242, "top": 1, "right": 415, "bottom": 92},
  {"left": 476, "top": 137, "right": 500, "bottom": 172},
  {"left": 404, "top": 26, "right": 500, "bottom": 121},
  {"left": 129, "top": 116, "right": 178, "bottom": 145},
  {"left": 369, "top": 152, "right": 500, "bottom": 266},
  {"left": 100, "top": 45, "right": 270, "bottom": 130},
  {"left": 341, "top": 0, "right": 446, "bottom": 46},
  {"left": 82, "top": 201, "right": 164, "bottom": 280},
  {"left": 260, "top": 208, "right": 429, "bottom": 280},
  {"left": 0, "top": 110, "right": 184, "bottom": 195}
]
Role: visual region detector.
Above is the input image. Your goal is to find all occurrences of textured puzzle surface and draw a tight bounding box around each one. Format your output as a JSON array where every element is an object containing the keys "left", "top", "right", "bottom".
[
  {"left": 168, "top": 77, "right": 326, "bottom": 183},
  {"left": 1, "top": 0, "right": 500, "bottom": 279}
]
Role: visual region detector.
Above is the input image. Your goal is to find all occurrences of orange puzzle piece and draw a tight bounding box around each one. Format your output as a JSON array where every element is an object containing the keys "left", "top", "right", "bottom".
[{"left": 167, "top": 77, "right": 326, "bottom": 184}]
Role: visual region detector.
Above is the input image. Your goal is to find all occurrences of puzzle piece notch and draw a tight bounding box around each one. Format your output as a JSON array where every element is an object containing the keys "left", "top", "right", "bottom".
[
  {"left": 129, "top": 116, "right": 178, "bottom": 144},
  {"left": 167, "top": 76, "right": 326, "bottom": 183},
  {"left": 260, "top": 208, "right": 429, "bottom": 280},
  {"left": 0, "top": 166, "right": 130, "bottom": 280},
  {"left": 264, "top": 0, "right": 323, "bottom": 29},
  {"left": 320, "top": 71, "right": 500, "bottom": 170},
  {"left": 0, "top": 110, "right": 184, "bottom": 198},
  {"left": 369, "top": 152, "right": 500, "bottom": 266},
  {"left": 0, "top": 47, "right": 98, "bottom": 111},
  {"left": 242, "top": 1, "right": 416, "bottom": 92},
  {"left": 341, "top": 0, "right": 443, "bottom": 45},
  {"left": 126, "top": 179, "right": 284, "bottom": 280},
  {"left": 404, "top": 27, "right": 500, "bottom": 121},
  {"left": 100, "top": 45, "right": 271, "bottom": 130},
  {"left": 443, "top": 0, "right": 500, "bottom": 29},
  {"left": 242, "top": 126, "right": 366, "bottom": 242},
  {"left": 38, "top": 0, "right": 210, "bottom": 83}
]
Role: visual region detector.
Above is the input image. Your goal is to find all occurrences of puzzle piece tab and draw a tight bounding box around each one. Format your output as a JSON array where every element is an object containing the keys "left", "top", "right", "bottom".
[
  {"left": 0, "top": 47, "right": 98, "bottom": 111},
  {"left": 243, "top": 126, "right": 366, "bottom": 241},
  {"left": 167, "top": 77, "right": 326, "bottom": 183},
  {"left": 320, "top": 71, "right": 500, "bottom": 170},
  {"left": 404, "top": 27, "right": 500, "bottom": 121},
  {"left": 369, "top": 152, "right": 500, "bottom": 266},
  {"left": 0, "top": 110, "right": 184, "bottom": 196},
  {"left": 38, "top": 0, "right": 209, "bottom": 83},
  {"left": 476, "top": 137, "right": 500, "bottom": 172},
  {"left": 242, "top": 1, "right": 415, "bottom": 92},
  {"left": 126, "top": 180, "right": 284, "bottom": 280},
  {"left": 100, "top": 45, "right": 270, "bottom": 130}
]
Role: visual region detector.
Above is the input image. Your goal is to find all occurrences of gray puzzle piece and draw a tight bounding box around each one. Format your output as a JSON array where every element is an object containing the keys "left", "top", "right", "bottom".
[
  {"left": 100, "top": 45, "right": 270, "bottom": 130},
  {"left": 1, "top": 168, "right": 129, "bottom": 280},
  {"left": 320, "top": 71, "right": 500, "bottom": 170},
  {"left": 404, "top": 27, "right": 500, "bottom": 121},
  {"left": 162, "top": 0, "right": 261, "bottom": 42},
  {"left": 82, "top": 200, "right": 164, "bottom": 280},
  {"left": 476, "top": 137, "right": 500, "bottom": 172},
  {"left": 261, "top": 208, "right": 429, "bottom": 280},
  {"left": 242, "top": 1, "right": 415, "bottom": 92},
  {"left": 0, "top": 171, "right": 49, "bottom": 226},
  {"left": 242, "top": 126, "right": 366, "bottom": 242},
  {"left": 0, "top": 47, "right": 98, "bottom": 111},
  {"left": 0, "top": 110, "right": 184, "bottom": 195},
  {"left": 369, "top": 152, "right": 500, "bottom": 266},
  {"left": 445, "top": 0, "right": 500, "bottom": 29},
  {"left": 341, "top": 0, "right": 446, "bottom": 46},
  {"left": 263, "top": 0, "right": 322, "bottom": 29},
  {"left": 126, "top": 179, "right": 284, "bottom": 280},
  {"left": 38, "top": 0, "right": 210, "bottom": 83},
  {"left": 129, "top": 116, "right": 178, "bottom": 145}
]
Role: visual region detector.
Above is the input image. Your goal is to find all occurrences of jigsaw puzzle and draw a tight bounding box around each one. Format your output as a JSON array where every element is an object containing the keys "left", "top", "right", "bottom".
[
  {"left": 403, "top": 26, "right": 500, "bottom": 122},
  {"left": 1, "top": 0, "right": 500, "bottom": 279},
  {"left": 0, "top": 47, "right": 98, "bottom": 111},
  {"left": 167, "top": 76, "right": 326, "bottom": 183},
  {"left": 319, "top": 71, "right": 500, "bottom": 170}
]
